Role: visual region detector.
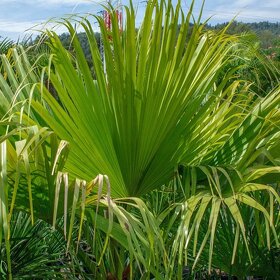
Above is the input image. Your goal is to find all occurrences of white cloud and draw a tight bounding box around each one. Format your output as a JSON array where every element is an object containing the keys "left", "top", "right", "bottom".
[
  {"left": 1, "top": 0, "right": 96, "bottom": 5},
  {"left": 1, "top": 0, "right": 280, "bottom": 41},
  {"left": 0, "top": 16, "right": 99, "bottom": 41},
  {"left": 230, "top": 0, "right": 256, "bottom": 8},
  {"left": 201, "top": 0, "right": 280, "bottom": 22},
  {"left": 261, "top": 0, "right": 280, "bottom": 9},
  {"left": 0, "top": 18, "right": 71, "bottom": 38},
  {"left": 0, "top": 0, "right": 102, "bottom": 39},
  {"left": 216, "top": 0, "right": 280, "bottom": 12},
  {"left": 0, "top": 20, "right": 41, "bottom": 33}
]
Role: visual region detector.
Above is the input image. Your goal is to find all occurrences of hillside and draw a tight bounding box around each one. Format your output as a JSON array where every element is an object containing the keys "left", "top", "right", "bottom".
[{"left": 210, "top": 21, "right": 280, "bottom": 51}]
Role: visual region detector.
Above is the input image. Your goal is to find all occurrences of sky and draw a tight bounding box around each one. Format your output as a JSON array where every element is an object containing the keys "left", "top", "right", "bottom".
[{"left": 0, "top": 0, "right": 280, "bottom": 41}]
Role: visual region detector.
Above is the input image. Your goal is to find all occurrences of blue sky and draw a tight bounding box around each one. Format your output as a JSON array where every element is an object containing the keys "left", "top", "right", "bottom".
[{"left": 1, "top": 0, "right": 280, "bottom": 41}]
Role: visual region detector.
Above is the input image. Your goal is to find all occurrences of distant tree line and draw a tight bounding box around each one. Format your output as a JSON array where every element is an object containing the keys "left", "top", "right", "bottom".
[
  {"left": 56, "top": 21, "right": 280, "bottom": 62},
  {"left": 208, "top": 21, "right": 280, "bottom": 59},
  {"left": 1, "top": 20, "right": 276, "bottom": 65}
]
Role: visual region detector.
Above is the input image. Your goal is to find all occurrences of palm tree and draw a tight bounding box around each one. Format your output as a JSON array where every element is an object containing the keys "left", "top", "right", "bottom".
[{"left": 1, "top": 0, "right": 280, "bottom": 278}]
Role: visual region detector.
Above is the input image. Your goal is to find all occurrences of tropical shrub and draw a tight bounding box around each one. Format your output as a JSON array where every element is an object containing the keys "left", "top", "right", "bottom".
[{"left": 0, "top": 0, "right": 280, "bottom": 278}]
